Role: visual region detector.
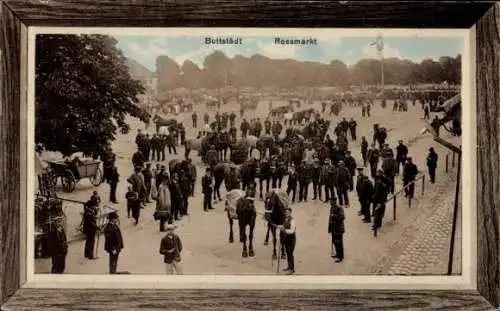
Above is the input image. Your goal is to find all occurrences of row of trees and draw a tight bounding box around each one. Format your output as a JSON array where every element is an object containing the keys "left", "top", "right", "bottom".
[{"left": 156, "top": 51, "right": 461, "bottom": 91}]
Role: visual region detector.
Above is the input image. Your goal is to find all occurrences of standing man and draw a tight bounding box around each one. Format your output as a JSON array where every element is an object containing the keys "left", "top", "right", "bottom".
[
  {"left": 367, "top": 144, "right": 380, "bottom": 179},
  {"left": 108, "top": 160, "right": 120, "bottom": 204},
  {"left": 103, "top": 212, "right": 123, "bottom": 274},
  {"left": 348, "top": 117, "right": 357, "bottom": 141},
  {"left": 403, "top": 157, "right": 419, "bottom": 199},
  {"left": 178, "top": 170, "right": 190, "bottom": 216},
  {"left": 311, "top": 158, "right": 322, "bottom": 201},
  {"left": 160, "top": 224, "right": 183, "bottom": 275},
  {"left": 169, "top": 173, "right": 183, "bottom": 222},
  {"left": 335, "top": 161, "right": 351, "bottom": 208},
  {"left": 142, "top": 163, "right": 153, "bottom": 203},
  {"left": 328, "top": 197, "right": 345, "bottom": 263},
  {"left": 358, "top": 171, "right": 374, "bottom": 223},
  {"left": 202, "top": 168, "right": 213, "bottom": 211},
  {"left": 372, "top": 170, "right": 390, "bottom": 236},
  {"left": 82, "top": 195, "right": 99, "bottom": 260},
  {"left": 361, "top": 136, "right": 368, "bottom": 167},
  {"left": 286, "top": 164, "right": 298, "bottom": 203},
  {"left": 203, "top": 113, "right": 209, "bottom": 127},
  {"left": 187, "top": 158, "right": 197, "bottom": 197},
  {"left": 192, "top": 112, "right": 197, "bottom": 128},
  {"left": 278, "top": 207, "right": 296, "bottom": 275},
  {"left": 426, "top": 147, "right": 438, "bottom": 183},
  {"left": 344, "top": 151, "right": 357, "bottom": 192},
  {"left": 395, "top": 140, "right": 409, "bottom": 175},
  {"left": 297, "top": 159, "right": 311, "bottom": 202},
  {"left": 47, "top": 218, "right": 68, "bottom": 273}
]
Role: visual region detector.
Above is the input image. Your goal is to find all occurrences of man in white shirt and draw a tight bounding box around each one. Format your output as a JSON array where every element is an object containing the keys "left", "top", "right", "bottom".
[{"left": 278, "top": 207, "right": 296, "bottom": 275}]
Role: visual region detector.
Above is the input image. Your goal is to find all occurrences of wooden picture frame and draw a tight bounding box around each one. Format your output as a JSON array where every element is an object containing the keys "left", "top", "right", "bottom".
[{"left": 1, "top": 1, "right": 499, "bottom": 310}]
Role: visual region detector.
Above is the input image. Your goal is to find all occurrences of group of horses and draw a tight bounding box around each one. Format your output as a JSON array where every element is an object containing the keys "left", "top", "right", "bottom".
[{"left": 225, "top": 187, "right": 290, "bottom": 261}]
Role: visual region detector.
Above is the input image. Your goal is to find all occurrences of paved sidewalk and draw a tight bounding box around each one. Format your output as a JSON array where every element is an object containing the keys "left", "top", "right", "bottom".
[{"left": 387, "top": 184, "right": 462, "bottom": 275}]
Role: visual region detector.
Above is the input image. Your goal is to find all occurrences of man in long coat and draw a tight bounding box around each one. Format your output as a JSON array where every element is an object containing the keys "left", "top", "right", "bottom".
[
  {"left": 328, "top": 197, "right": 345, "bottom": 262},
  {"left": 104, "top": 212, "right": 124, "bottom": 274}
]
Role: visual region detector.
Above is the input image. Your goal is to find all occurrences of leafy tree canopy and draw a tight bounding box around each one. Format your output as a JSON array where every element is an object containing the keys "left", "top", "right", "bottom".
[{"left": 36, "top": 34, "right": 150, "bottom": 156}]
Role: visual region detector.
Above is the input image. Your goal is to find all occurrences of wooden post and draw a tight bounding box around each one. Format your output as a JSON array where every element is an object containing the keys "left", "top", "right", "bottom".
[
  {"left": 393, "top": 196, "right": 396, "bottom": 221},
  {"left": 445, "top": 153, "right": 449, "bottom": 173},
  {"left": 447, "top": 154, "right": 461, "bottom": 275},
  {"left": 421, "top": 175, "right": 425, "bottom": 196},
  {"left": 452, "top": 152, "right": 456, "bottom": 168}
]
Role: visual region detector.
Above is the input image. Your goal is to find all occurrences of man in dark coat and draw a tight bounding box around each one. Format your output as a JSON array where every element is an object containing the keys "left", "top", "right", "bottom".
[
  {"left": 178, "top": 170, "right": 191, "bottom": 216},
  {"left": 344, "top": 151, "right": 357, "bottom": 191},
  {"left": 202, "top": 168, "right": 213, "bottom": 211},
  {"left": 107, "top": 161, "right": 120, "bottom": 204},
  {"left": 357, "top": 171, "right": 374, "bottom": 223},
  {"left": 229, "top": 112, "right": 236, "bottom": 126},
  {"left": 311, "top": 158, "right": 322, "bottom": 201},
  {"left": 192, "top": 112, "right": 197, "bottom": 128},
  {"left": 321, "top": 159, "right": 336, "bottom": 203},
  {"left": 160, "top": 224, "right": 183, "bottom": 274},
  {"left": 335, "top": 161, "right": 351, "bottom": 207},
  {"left": 82, "top": 195, "right": 99, "bottom": 259},
  {"left": 372, "top": 171, "right": 390, "bottom": 236},
  {"left": 328, "top": 197, "right": 345, "bottom": 262},
  {"left": 240, "top": 119, "right": 249, "bottom": 137},
  {"left": 204, "top": 113, "right": 209, "bottom": 126},
  {"left": 395, "top": 140, "right": 409, "bottom": 175},
  {"left": 297, "top": 159, "right": 312, "bottom": 202},
  {"left": 143, "top": 134, "right": 151, "bottom": 160},
  {"left": 167, "top": 132, "right": 177, "bottom": 155},
  {"left": 403, "top": 157, "right": 419, "bottom": 199},
  {"left": 150, "top": 134, "right": 159, "bottom": 161},
  {"left": 104, "top": 212, "right": 123, "bottom": 274},
  {"left": 258, "top": 158, "right": 272, "bottom": 198},
  {"left": 159, "top": 134, "right": 167, "bottom": 161},
  {"left": 142, "top": 163, "right": 153, "bottom": 203},
  {"left": 286, "top": 164, "right": 298, "bottom": 203},
  {"left": 348, "top": 118, "right": 357, "bottom": 141},
  {"left": 169, "top": 173, "right": 183, "bottom": 221},
  {"left": 367, "top": 145, "right": 380, "bottom": 179},
  {"left": 426, "top": 147, "right": 438, "bottom": 183},
  {"left": 47, "top": 218, "right": 68, "bottom": 273},
  {"left": 361, "top": 136, "right": 368, "bottom": 166},
  {"left": 187, "top": 158, "right": 197, "bottom": 197}
]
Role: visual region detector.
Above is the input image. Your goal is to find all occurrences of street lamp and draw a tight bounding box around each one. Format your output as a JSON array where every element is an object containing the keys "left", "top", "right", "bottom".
[{"left": 375, "top": 35, "right": 384, "bottom": 90}]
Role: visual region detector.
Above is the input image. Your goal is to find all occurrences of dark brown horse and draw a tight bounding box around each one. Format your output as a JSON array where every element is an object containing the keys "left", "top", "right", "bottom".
[
  {"left": 226, "top": 188, "right": 257, "bottom": 257},
  {"left": 263, "top": 189, "right": 288, "bottom": 260}
]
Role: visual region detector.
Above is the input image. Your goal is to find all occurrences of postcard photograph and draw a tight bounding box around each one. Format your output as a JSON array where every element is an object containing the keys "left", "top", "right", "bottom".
[{"left": 31, "top": 29, "right": 466, "bottom": 276}]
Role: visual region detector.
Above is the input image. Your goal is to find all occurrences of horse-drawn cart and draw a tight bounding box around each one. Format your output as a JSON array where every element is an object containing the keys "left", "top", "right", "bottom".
[{"left": 47, "top": 159, "right": 103, "bottom": 193}]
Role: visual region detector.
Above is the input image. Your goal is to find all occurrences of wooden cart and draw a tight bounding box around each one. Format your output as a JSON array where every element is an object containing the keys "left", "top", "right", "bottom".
[{"left": 47, "top": 159, "right": 103, "bottom": 193}]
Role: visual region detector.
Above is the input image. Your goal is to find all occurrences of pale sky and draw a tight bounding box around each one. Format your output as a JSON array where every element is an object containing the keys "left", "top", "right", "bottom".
[{"left": 115, "top": 35, "right": 463, "bottom": 72}]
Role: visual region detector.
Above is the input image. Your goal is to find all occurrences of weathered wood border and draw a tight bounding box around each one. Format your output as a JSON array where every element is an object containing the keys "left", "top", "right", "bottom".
[{"left": 1, "top": 1, "right": 499, "bottom": 310}]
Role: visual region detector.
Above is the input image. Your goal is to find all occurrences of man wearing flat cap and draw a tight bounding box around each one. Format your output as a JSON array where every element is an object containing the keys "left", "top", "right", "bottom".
[
  {"left": 160, "top": 224, "right": 183, "bottom": 274},
  {"left": 104, "top": 211, "right": 123, "bottom": 274}
]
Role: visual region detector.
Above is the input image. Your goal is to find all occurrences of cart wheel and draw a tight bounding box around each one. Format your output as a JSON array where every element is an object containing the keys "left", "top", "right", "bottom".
[
  {"left": 62, "top": 169, "right": 76, "bottom": 193},
  {"left": 90, "top": 167, "right": 103, "bottom": 186}
]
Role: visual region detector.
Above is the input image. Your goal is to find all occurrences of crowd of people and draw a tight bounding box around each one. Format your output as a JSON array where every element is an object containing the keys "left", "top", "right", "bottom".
[{"left": 45, "top": 95, "right": 448, "bottom": 275}]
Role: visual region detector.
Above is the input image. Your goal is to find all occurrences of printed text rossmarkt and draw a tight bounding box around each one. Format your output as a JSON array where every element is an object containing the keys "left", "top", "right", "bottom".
[
  {"left": 274, "top": 37, "right": 318, "bottom": 45},
  {"left": 204, "top": 37, "right": 243, "bottom": 45}
]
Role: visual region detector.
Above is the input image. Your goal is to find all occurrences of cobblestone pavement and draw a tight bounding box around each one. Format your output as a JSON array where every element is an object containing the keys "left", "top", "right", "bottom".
[
  {"left": 387, "top": 182, "right": 462, "bottom": 275},
  {"left": 35, "top": 100, "right": 460, "bottom": 275}
]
